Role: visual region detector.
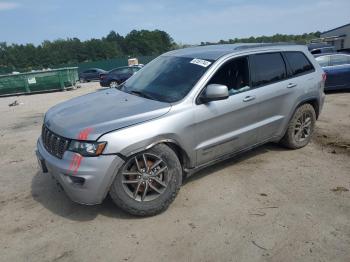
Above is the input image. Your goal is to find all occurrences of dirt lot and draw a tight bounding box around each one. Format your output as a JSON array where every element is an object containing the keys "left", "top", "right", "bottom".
[{"left": 0, "top": 83, "right": 349, "bottom": 262}]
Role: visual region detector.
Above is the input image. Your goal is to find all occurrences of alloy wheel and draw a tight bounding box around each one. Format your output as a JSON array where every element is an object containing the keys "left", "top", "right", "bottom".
[
  {"left": 294, "top": 112, "right": 312, "bottom": 142},
  {"left": 121, "top": 153, "right": 169, "bottom": 202},
  {"left": 109, "top": 81, "right": 118, "bottom": 88}
]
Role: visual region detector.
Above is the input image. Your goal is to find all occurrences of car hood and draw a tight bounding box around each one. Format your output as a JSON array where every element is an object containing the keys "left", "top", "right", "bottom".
[{"left": 44, "top": 88, "right": 171, "bottom": 141}]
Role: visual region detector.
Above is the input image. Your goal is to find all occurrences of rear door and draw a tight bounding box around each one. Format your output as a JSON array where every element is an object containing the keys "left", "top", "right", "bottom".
[
  {"left": 114, "top": 68, "right": 131, "bottom": 82},
  {"left": 250, "top": 52, "right": 315, "bottom": 142},
  {"left": 124, "top": 68, "right": 135, "bottom": 80}
]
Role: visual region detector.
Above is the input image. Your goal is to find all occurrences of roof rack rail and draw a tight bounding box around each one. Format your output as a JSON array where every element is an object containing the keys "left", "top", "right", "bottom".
[{"left": 234, "top": 42, "right": 298, "bottom": 50}]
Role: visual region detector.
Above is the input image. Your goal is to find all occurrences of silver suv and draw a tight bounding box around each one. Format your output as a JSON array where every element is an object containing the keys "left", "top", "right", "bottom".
[{"left": 36, "top": 44, "right": 325, "bottom": 216}]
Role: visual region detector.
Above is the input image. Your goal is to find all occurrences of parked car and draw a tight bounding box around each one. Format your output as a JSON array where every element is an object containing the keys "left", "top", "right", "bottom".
[
  {"left": 100, "top": 65, "right": 143, "bottom": 88},
  {"left": 310, "top": 46, "right": 336, "bottom": 55},
  {"left": 308, "top": 43, "right": 336, "bottom": 55},
  {"left": 79, "top": 68, "right": 106, "bottom": 82},
  {"left": 36, "top": 44, "right": 325, "bottom": 216},
  {"left": 315, "top": 53, "right": 350, "bottom": 91}
]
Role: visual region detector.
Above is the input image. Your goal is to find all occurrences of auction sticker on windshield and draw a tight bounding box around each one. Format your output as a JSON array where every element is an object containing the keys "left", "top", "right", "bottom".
[{"left": 190, "top": 58, "right": 212, "bottom": 68}]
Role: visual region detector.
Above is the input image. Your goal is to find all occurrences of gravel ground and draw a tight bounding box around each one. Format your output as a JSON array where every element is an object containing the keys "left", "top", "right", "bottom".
[{"left": 0, "top": 83, "right": 349, "bottom": 262}]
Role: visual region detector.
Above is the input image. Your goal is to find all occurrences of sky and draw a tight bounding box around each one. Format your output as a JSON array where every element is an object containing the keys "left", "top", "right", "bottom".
[{"left": 0, "top": 0, "right": 349, "bottom": 45}]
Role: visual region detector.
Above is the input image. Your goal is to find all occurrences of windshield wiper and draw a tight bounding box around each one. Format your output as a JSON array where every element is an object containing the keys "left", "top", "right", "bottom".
[{"left": 129, "top": 90, "right": 155, "bottom": 100}]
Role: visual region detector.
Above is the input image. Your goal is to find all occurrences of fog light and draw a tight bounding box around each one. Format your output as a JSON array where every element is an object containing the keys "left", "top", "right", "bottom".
[{"left": 67, "top": 175, "right": 85, "bottom": 185}]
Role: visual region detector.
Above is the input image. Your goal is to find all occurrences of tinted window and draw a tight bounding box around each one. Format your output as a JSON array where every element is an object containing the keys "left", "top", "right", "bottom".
[
  {"left": 208, "top": 57, "right": 250, "bottom": 95},
  {"left": 311, "top": 47, "right": 335, "bottom": 54},
  {"left": 111, "top": 68, "right": 130, "bottom": 74},
  {"left": 110, "top": 68, "right": 120, "bottom": 73},
  {"left": 330, "top": 55, "right": 350, "bottom": 66},
  {"left": 316, "top": 56, "right": 330, "bottom": 67},
  {"left": 250, "top": 53, "right": 286, "bottom": 87},
  {"left": 284, "top": 52, "right": 314, "bottom": 76},
  {"left": 121, "top": 56, "right": 213, "bottom": 103},
  {"left": 132, "top": 67, "right": 141, "bottom": 73},
  {"left": 323, "top": 47, "right": 335, "bottom": 53},
  {"left": 124, "top": 68, "right": 133, "bottom": 74}
]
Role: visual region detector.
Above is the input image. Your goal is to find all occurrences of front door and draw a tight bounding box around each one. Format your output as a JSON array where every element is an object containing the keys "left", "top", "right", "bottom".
[{"left": 193, "top": 56, "right": 260, "bottom": 166}]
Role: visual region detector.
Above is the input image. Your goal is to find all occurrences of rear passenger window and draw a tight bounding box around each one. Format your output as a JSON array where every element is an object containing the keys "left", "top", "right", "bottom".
[
  {"left": 250, "top": 53, "right": 286, "bottom": 87},
  {"left": 284, "top": 52, "right": 314, "bottom": 76},
  {"left": 120, "top": 68, "right": 130, "bottom": 74}
]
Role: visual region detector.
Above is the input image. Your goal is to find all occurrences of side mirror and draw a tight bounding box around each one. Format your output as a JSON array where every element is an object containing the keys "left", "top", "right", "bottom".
[{"left": 200, "top": 84, "right": 229, "bottom": 103}]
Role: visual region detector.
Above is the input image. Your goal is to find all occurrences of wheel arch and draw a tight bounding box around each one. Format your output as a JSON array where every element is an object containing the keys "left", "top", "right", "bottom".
[
  {"left": 109, "top": 79, "right": 120, "bottom": 84},
  {"left": 120, "top": 139, "right": 192, "bottom": 170},
  {"left": 163, "top": 142, "right": 191, "bottom": 170},
  {"left": 278, "top": 97, "right": 320, "bottom": 141},
  {"left": 297, "top": 98, "right": 320, "bottom": 119}
]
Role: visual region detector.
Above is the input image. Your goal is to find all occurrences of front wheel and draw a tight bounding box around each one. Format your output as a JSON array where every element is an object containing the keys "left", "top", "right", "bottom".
[
  {"left": 280, "top": 103, "right": 316, "bottom": 149},
  {"left": 109, "top": 144, "right": 182, "bottom": 216}
]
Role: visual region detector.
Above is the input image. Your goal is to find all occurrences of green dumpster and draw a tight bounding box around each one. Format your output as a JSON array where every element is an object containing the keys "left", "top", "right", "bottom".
[{"left": 0, "top": 67, "right": 79, "bottom": 96}]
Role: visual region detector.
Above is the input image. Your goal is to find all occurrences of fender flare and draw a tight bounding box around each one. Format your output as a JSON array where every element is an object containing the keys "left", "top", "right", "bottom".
[{"left": 119, "top": 138, "right": 192, "bottom": 169}]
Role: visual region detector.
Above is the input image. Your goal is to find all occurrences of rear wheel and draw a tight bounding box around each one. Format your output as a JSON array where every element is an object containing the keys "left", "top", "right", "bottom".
[
  {"left": 109, "top": 81, "right": 118, "bottom": 88},
  {"left": 109, "top": 144, "right": 182, "bottom": 216},
  {"left": 280, "top": 104, "right": 316, "bottom": 149}
]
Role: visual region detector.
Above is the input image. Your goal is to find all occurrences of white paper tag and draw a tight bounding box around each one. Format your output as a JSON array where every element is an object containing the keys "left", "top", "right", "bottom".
[
  {"left": 190, "top": 58, "right": 212, "bottom": 68},
  {"left": 28, "top": 77, "right": 36, "bottom": 84}
]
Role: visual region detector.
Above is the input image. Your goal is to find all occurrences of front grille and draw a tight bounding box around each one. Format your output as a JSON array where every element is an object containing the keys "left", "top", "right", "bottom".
[{"left": 42, "top": 125, "right": 70, "bottom": 159}]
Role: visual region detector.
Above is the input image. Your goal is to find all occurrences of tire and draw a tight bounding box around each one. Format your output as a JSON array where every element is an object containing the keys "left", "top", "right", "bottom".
[
  {"left": 280, "top": 104, "right": 316, "bottom": 149},
  {"left": 109, "top": 81, "right": 118, "bottom": 88},
  {"left": 109, "top": 144, "right": 182, "bottom": 216}
]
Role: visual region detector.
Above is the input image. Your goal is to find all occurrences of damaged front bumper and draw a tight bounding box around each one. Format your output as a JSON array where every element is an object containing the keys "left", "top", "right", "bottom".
[{"left": 36, "top": 137, "right": 124, "bottom": 205}]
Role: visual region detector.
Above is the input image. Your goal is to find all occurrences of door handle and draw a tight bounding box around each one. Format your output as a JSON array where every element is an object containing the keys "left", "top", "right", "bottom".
[
  {"left": 243, "top": 96, "right": 256, "bottom": 102},
  {"left": 287, "top": 83, "right": 297, "bottom": 88}
]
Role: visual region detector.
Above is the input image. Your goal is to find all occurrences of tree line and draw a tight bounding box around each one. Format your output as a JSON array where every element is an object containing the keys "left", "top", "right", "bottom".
[
  {"left": 0, "top": 30, "right": 176, "bottom": 73},
  {"left": 0, "top": 30, "right": 321, "bottom": 73},
  {"left": 201, "top": 32, "right": 321, "bottom": 46}
]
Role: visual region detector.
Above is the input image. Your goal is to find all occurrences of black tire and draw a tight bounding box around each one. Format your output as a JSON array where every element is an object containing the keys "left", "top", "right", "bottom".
[
  {"left": 109, "top": 144, "right": 182, "bottom": 216},
  {"left": 280, "top": 103, "right": 316, "bottom": 149}
]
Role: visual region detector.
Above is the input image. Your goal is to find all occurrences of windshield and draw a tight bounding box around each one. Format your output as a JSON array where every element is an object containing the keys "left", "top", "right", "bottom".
[{"left": 120, "top": 56, "right": 213, "bottom": 103}]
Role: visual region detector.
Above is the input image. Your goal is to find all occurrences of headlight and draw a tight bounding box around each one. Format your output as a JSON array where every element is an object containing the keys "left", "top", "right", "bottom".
[{"left": 68, "top": 141, "right": 107, "bottom": 157}]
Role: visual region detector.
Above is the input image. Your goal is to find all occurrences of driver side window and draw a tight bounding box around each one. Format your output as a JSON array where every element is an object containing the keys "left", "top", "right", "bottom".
[{"left": 208, "top": 56, "right": 250, "bottom": 96}]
